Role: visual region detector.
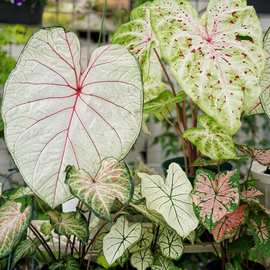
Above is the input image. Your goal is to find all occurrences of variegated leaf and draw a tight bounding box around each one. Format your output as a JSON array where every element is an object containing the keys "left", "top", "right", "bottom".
[
  {"left": 139, "top": 163, "right": 198, "bottom": 238},
  {"left": 211, "top": 205, "right": 247, "bottom": 242},
  {"left": 2, "top": 28, "right": 143, "bottom": 208},
  {"left": 151, "top": 0, "right": 265, "bottom": 134},
  {"left": 0, "top": 201, "right": 32, "bottom": 258},
  {"left": 250, "top": 216, "right": 270, "bottom": 245},
  {"left": 11, "top": 238, "right": 40, "bottom": 268},
  {"left": 48, "top": 211, "right": 88, "bottom": 243},
  {"left": 49, "top": 258, "right": 80, "bottom": 270},
  {"left": 158, "top": 227, "right": 183, "bottom": 260},
  {"left": 239, "top": 145, "right": 270, "bottom": 166},
  {"left": 131, "top": 249, "right": 153, "bottom": 270},
  {"left": 2, "top": 186, "right": 33, "bottom": 201},
  {"left": 130, "top": 224, "right": 153, "bottom": 253},
  {"left": 192, "top": 169, "right": 240, "bottom": 231},
  {"left": 258, "top": 28, "right": 270, "bottom": 117},
  {"left": 112, "top": 2, "right": 165, "bottom": 102},
  {"left": 66, "top": 158, "right": 133, "bottom": 220},
  {"left": 151, "top": 256, "right": 179, "bottom": 270},
  {"left": 241, "top": 188, "right": 263, "bottom": 202},
  {"left": 103, "top": 216, "right": 142, "bottom": 265},
  {"left": 183, "top": 115, "right": 237, "bottom": 161}
]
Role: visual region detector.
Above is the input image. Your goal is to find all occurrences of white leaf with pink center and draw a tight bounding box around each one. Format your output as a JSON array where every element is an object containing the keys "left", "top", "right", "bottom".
[
  {"left": 151, "top": 0, "right": 265, "bottom": 134},
  {"left": 2, "top": 28, "right": 143, "bottom": 208}
]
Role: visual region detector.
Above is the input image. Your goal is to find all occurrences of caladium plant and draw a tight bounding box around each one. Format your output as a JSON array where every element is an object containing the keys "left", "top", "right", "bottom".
[{"left": 0, "top": 0, "right": 269, "bottom": 269}]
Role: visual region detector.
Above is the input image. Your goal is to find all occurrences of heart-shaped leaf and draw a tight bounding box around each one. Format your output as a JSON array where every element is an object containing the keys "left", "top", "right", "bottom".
[
  {"left": 130, "top": 224, "right": 153, "bottom": 253},
  {"left": 2, "top": 28, "right": 143, "bottom": 208},
  {"left": 254, "top": 28, "right": 270, "bottom": 116},
  {"left": 48, "top": 211, "right": 88, "bottom": 243},
  {"left": 131, "top": 249, "right": 153, "bottom": 270},
  {"left": 11, "top": 238, "right": 40, "bottom": 268},
  {"left": 158, "top": 227, "right": 183, "bottom": 260},
  {"left": 151, "top": 256, "right": 178, "bottom": 270},
  {"left": 183, "top": 115, "right": 237, "bottom": 161},
  {"left": 0, "top": 201, "right": 32, "bottom": 258},
  {"left": 112, "top": 2, "right": 166, "bottom": 102},
  {"left": 66, "top": 158, "right": 133, "bottom": 220},
  {"left": 103, "top": 216, "right": 142, "bottom": 265},
  {"left": 239, "top": 145, "right": 270, "bottom": 166},
  {"left": 211, "top": 205, "right": 247, "bottom": 242},
  {"left": 151, "top": 0, "right": 265, "bottom": 134},
  {"left": 192, "top": 169, "right": 240, "bottom": 231},
  {"left": 139, "top": 163, "right": 198, "bottom": 238},
  {"left": 250, "top": 216, "right": 270, "bottom": 245},
  {"left": 241, "top": 188, "right": 263, "bottom": 202}
]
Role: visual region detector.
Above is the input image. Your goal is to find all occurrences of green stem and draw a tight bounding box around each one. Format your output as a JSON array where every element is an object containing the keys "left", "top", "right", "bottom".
[{"left": 98, "top": 0, "right": 107, "bottom": 45}]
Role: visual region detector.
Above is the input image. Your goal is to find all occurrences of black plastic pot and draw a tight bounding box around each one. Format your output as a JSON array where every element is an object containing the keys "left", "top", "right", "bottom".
[
  {"left": 162, "top": 157, "right": 233, "bottom": 175},
  {"left": 0, "top": 2, "right": 44, "bottom": 25},
  {"left": 247, "top": 0, "right": 270, "bottom": 14},
  {"left": 207, "top": 260, "right": 266, "bottom": 270}
]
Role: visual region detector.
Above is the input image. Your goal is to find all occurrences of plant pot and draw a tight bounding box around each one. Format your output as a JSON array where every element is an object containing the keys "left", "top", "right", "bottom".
[
  {"left": 0, "top": 2, "right": 44, "bottom": 25},
  {"left": 251, "top": 161, "right": 270, "bottom": 208},
  {"left": 247, "top": 0, "right": 270, "bottom": 14}
]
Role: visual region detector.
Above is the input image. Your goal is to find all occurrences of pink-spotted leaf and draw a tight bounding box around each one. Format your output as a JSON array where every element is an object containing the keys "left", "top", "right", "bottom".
[
  {"left": 211, "top": 204, "right": 246, "bottom": 242},
  {"left": 151, "top": 0, "right": 265, "bottom": 134},
  {"left": 192, "top": 169, "right": 240, "bottom": 231}
]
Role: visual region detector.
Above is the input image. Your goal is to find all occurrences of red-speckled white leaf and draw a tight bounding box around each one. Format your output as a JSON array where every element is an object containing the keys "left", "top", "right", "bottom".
[
  {"left": 211, "top": 205, "right": 246, "bottom": 242},
  {"left": 151, "top": 0, "right": 265, "bottom": 134},
  {"left": 192, "top": 169, "right": 240, "bottom": 231},
  {"left": 2, "top": 28, "right": 143, "bottom": 208}
]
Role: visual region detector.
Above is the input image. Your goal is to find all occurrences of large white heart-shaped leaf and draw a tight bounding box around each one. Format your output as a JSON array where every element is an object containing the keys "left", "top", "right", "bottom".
[
  {"left": 0, "top": 201, "right": 32, "bottom": 258},
  {"left": 151, "top": 0, "right": 265, "bottom": 134},
  {"left": 183, "top": 115, "right": 237, "bottom": 161},
  {"left": 2, "top": 28, "right": 143, "bottom": 208},
  {"left": 66, "top": 158, "right": 133, "bottom": 220},
  {"left": 138, "top": 163, "right": 198, "bottom": 238},
  {"left": 112, "top": 2, "right": 166, "bottom": 102},
  {"left": 103, "top": 216, "right": 142, "bottom": 265}
]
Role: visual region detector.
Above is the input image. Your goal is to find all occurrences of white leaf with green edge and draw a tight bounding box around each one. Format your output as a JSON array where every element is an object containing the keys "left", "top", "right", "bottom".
[
  {"left": 112, "top": 2, "right": 165, "bottom": 102},
  {"left": 139, "top": 163, "right": 198, "bottom": 238},
  {"left": 131, "top": 249, "right": 154, "bottom": 270},
  {"left": 130, "top": 224, "right": 153, "bottom": 253},
  {"left": 66, "top": 158, "right": 133, "bottom": 220},
  {"left": 158, "top": 227, "right": 183, "bottom": 260},
  {"left": 183, "top": 115, "right": 237, "bottom": 161},
  {"left": 2, "top": 27, "right": 143, "bottom": 208},
  {"left": 144, "top": 91, "right": 185, "bottom": 120},
  {"left": 151, "top": 256, "right": 179, "bottom": 270},
  {"left": 48, "top": 211, "right": 88, "bottom": 243},
  {"left": 258, "top": 28, "right": 270, "bottom": 118},
  {"left": 0, "top": 201, "right": 31, "bottom": 258},
  {"left": 103, "top": 216, "right": 142, "bottom": 265},
  {"left": 151, "top": 0, "right": 265, "bottom": 134},
  {"left": 11, "top": 238, "right": 40, "bottom": 268}
]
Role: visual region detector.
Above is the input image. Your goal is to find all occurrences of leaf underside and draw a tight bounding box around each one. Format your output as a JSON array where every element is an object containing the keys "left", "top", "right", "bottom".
[{"left": 2, "top": 28, "right": 143, "bottom": 208}]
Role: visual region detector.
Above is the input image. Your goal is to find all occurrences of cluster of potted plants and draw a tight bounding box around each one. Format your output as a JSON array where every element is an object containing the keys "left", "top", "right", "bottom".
[{"left": 0, "top": 0, "right": 270, "bottom": 269}]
